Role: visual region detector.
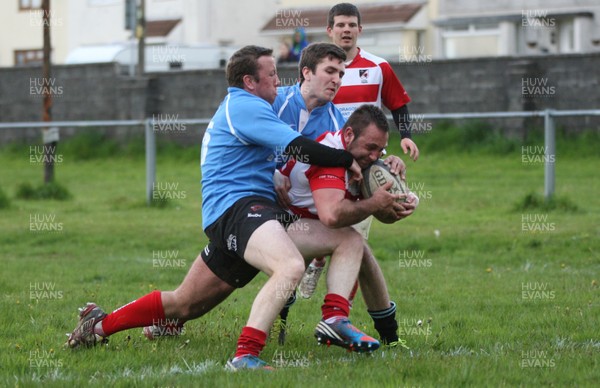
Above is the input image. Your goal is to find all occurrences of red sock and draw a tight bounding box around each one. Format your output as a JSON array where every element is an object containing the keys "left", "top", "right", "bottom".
[
  {"left": 100, "top": 290, "right": 166, "bottom": 336},
  {"left": 234, "top": 326, "right": 267, "bottom": 359},
  {"left": 321, "top": 293, "right": 350, "bottom": 321}
]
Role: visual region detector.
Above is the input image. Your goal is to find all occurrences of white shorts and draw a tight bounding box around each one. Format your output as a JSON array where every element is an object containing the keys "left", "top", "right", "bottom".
[{"left": 352, "top": 216, "right": 373, "bottom": 240}]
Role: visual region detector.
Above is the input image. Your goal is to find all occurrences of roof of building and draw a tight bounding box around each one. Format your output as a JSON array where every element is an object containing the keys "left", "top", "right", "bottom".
[
  {"left": 261, "top": 2, "right": 424, "bottom": 33},
  {"left": 146, "top": 18, "right": 181, "bottom": 37},
  {"left": 434, "top": 11, "right": 594, "bottom": 27}
]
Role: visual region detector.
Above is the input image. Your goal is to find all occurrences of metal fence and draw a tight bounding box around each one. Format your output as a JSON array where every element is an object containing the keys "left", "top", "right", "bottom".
[{"left": 1, "top": 109, "right": 599, "bottom": 204}]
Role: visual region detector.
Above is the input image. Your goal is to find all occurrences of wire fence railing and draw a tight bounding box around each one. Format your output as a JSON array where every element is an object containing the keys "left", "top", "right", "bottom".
[{"left": 1, "top": 109, "right": 599, "bottom": 204}]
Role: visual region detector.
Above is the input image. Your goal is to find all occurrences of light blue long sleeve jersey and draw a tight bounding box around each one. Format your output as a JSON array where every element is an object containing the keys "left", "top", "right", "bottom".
[
  {"left": 272, "top": 83, "right": 346, "bottom": 141},
  {"left": 201, "top": 87, "right": 301, "bottom": 230}
]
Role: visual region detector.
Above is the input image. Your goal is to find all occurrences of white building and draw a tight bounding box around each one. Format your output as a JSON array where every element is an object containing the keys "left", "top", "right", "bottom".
[
  {"left": 434, "top": 0, "right": 600, "bottom": 58},
  {"left": 1, "top": 0, "right": 598, "bottom": 69},
  {"left": 0, "top": 0, "right": 281, "bottom": 68}
]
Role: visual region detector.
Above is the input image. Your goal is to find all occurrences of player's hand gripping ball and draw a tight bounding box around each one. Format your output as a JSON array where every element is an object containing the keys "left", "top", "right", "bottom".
[
  {"left": 360, "top": 159, "right": 414, "bottom": 224},
  {"left": 360, "top": 159, "right": 409, "bottom": 202}
]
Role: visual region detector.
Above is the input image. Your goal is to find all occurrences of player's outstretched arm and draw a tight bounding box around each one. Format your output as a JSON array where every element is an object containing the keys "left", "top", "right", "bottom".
[{"left": 285, "top": 137, "right": 363, "bottom": 182}]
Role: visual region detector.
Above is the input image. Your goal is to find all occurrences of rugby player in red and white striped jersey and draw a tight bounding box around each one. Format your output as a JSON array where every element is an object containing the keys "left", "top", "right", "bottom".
[
  {"left": 281, "top": 104, "right": 419, "bottom": 348},
  {"left": 327, "top": 2, "right": 419, "bottom": 163}
]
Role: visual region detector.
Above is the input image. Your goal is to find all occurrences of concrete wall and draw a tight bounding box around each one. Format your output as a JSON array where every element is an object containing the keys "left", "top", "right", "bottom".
[{"left": 1, "top": 52, "right": 599, "bottom": 144}]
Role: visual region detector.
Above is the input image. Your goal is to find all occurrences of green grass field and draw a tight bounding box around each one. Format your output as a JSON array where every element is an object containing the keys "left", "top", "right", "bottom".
[{"left": 0, "top": 129, "right": 599, "bottom": 387}]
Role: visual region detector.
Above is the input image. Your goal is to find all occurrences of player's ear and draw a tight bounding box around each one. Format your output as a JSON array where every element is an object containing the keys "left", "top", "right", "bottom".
[
  {"left": 344, "top": 126, "right": 355, "bottom": 143},
  {"left": 358, "top": 25, "right": 362, "bottom": 34},
  {"left": 242, "top": 74, "right": 256, "bottom": 91},
  {"left": 326, "top": 26, "right": 333, "bottom": 38},
  {"left": 301, "top": 66, "right": 312, "bottom": 82}
]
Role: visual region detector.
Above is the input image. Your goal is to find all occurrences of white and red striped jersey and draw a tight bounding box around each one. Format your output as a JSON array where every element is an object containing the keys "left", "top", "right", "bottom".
[
  {"left": 280, "top": 131, "right": 361, "bottom": 219},
  {"left": 333, "top": 48, "right": 410, "bottom": 121}
]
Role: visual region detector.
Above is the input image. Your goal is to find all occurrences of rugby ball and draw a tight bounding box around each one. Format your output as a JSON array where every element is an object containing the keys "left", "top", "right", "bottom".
[{"left": 360, "top": 159, "right": 409, "bottom": 203}]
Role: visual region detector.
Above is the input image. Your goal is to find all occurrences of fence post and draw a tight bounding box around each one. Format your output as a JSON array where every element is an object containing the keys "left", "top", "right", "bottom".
[
  {"left": 543, "top": 109, "right": 556, "bottom": 201},
  {"left": 145, "top": 118, "right": 156, "bottom": 205}
]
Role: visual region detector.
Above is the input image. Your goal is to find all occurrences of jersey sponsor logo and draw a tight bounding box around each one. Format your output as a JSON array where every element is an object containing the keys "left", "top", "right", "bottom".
[
  {"left": 317, "top": 174, "right": 342, "bottom": 180},
  {"left": 359, "top": 69, "right": 369, "bottom": 83},
  {"left": 247, "top": 213, "right": 262, "bottom": 218},
  {"left": 226, "top": 234, "right": 238, "bottom": 252}
]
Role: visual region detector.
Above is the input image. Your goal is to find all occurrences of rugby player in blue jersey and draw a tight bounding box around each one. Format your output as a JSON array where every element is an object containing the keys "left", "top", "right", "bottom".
[{"left": 66, "top": 46, "right": 404, "bottom": 370}]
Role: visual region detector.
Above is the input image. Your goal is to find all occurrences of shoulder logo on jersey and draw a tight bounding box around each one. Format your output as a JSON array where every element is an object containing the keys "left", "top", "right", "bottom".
[{"left": 359, "top": 69, "right": 369, "bottom": 83}]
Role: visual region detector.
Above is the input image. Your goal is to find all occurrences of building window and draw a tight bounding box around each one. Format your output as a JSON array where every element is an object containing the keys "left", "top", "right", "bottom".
[
  {"left": 442, "top": 24, "right": 501, "bottom": 58},
  {"left": 14, "top": 49, "right": 44, "bottom": 66},
  {"left": 558, "top": 19, "right": 574, "bottom": 53},
  {"left": 19, "top": 0, "right": 42, "bottom": 10}
]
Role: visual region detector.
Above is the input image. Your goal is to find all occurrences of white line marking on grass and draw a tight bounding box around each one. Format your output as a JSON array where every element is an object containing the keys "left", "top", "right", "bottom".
[{"left": 11, "top": 360, "right": 222, "bottom": 385}]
